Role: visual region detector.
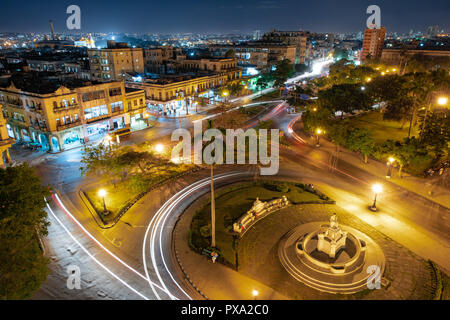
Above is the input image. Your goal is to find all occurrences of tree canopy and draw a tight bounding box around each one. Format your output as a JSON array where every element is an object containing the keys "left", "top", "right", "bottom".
[{"left": 0, "top": 163, "right": 50, "bottom": 299}]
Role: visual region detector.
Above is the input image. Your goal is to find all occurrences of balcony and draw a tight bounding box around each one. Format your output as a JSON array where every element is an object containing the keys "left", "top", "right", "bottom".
[
  {"left": 56, "top": 120, "right": 81, "bottom": 131},
  {"left": 0, "top": 137, "right": 15, "bottom": 147},
  {"left": 86, "top": 114, "right": 110, "bottom": 123},
  {"left": 53, "top": 104, "right": 80, "bottom": 113},
  {"left": 3, "top": 101, "right": 24, "bottom": 110}
]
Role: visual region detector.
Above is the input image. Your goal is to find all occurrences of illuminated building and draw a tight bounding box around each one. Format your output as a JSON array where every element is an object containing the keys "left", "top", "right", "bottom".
[
  {"left": 209, "top": 43, "right": 297, "bottom": 70},
  {"left": 0, "top": 104, "right": 14, "bottom": 167},
  {"left": 126, "top": 61, "right": 242, "bottom": 115},
  {"left": 0, "top": 75, "right": 146, "bottom": 152},
  {"left": 361, "top": 26, "right": 386, "bottom": 61},
  {"left": 88, "top": 41, "right": 144, "bottom": 82}
]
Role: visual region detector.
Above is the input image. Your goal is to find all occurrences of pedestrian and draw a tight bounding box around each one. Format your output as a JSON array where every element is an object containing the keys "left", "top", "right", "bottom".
[{"left": 211, "top": 251, "right": 217, "bottom": 263}]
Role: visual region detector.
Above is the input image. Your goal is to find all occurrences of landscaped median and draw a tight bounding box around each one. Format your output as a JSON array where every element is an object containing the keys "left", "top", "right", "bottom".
[
  {"left": 188, "top": 180, "right": 334, "bottom": 269},
  {"left": 79, "top": 140, "right": 198, "bottom": 227}
]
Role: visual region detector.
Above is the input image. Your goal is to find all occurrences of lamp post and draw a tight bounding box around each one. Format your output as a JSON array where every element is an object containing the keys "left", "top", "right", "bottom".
[
  {"left": 252, "top": 289, "right": 259, "bottom": 300},
  {"left": 98, "top": 189, "right": 107, "bottom": 214},
  {"left": 370, "top": 184, "right": 382, "bottom": 212},
  {"left": 315, "top": 128, "right": 322, "bottom": 147},
  {"left": 386, "top": 157, "right": 395, "bottom": 179},
  {"left": 222, "top": 91, "right": 229, "bottom": 103},
  {"left": 105, "top": 135, "right": 112, "bottom": 151}
]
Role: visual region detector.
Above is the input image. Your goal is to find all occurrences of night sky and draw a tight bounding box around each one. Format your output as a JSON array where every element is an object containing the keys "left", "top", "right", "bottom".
[{"left": 1, "top": 0, "right": 449, "bottom": 34}]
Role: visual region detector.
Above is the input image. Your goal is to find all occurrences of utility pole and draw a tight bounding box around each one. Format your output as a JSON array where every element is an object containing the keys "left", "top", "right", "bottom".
[{"left": 210, "top": 165, "right": 216, "bottom": 248}]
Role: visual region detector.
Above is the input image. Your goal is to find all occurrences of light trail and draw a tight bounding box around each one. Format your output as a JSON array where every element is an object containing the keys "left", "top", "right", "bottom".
[
  {"left": 45, "top": 199, "right": 150, "bottom": 300},
  {"left": 143, "top": 171, "right": 245, "bottom": 300},
  {"left": 285, "top": 115, "right": 368, "bottom": 185},
  {"left": 50, "top": 193, "right": 171, "bottom": 296}
]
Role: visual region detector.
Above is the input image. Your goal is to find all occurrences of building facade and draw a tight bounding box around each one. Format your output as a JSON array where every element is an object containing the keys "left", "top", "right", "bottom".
[
  {"left": 209, "top": 44, "right": 296, "bottom": 70},
  {"left": 361, "top": 26, "right": 386, "bottom": 61},
  {"left": 0, "top": 79, "right": 146, "bottom": 152},
  {"left": 0, "top": 104, "right": 14, "bottom": 167},
  {"left": 144, "top": 46, "right": 183, "bottom": 73},
  {"left": 381, "top": 48, "right": 450, "bottom": 65},
  {"left": 126, "top": 66, "right": 242, "bottom": 115},
  {"left": 88, "top": 41, "right": 144, "bottom": 82},
  {"left": 261, "top": 29, "right": 308, "bottom": 64}
]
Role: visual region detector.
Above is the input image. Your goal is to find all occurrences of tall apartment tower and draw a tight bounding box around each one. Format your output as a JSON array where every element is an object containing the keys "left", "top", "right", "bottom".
[{"left": 361, "top": 26, "right": 386, "bottom": 62}]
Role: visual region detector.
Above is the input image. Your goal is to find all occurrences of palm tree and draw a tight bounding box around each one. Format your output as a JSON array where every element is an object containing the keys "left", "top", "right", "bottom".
[{"left": 404, "top": 73, "right": 433, "bottom": 138}]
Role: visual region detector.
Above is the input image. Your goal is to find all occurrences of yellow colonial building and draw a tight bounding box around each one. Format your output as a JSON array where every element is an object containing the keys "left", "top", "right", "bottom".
[
  {"left": 125, "top": 58, "right": 242, "bottom": 115},
  {"left": 0, "top": 105, "right": 14, "bottom": 167},
  {"left": 0, "top": 77, "right": 145, "bottom": 152}
]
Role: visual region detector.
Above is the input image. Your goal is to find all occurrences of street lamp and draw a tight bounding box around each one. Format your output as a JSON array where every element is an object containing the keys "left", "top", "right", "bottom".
[
  {"left": 386, "top": 157, "right": 395, "bottom": 178},
  {"left": 252, "top": 289, "right": 259, "bottom": 300},
  {"left": 98, "top": 189, "right": 108, "bottom": 214},
  {"left": 154, "top": 143, "right": 164, "bottom": 154},
  {"left": 315, "top": 128, "right": 322, "bottom": 147},
  {"left": 437, "top": 96, "right": 448, "bottom": 106},
  {"left": 105, "top": 135, "right": 112, "bottom": 151},
  {"left": 370, "top": 184, "right": 382, "bottom": 211}
]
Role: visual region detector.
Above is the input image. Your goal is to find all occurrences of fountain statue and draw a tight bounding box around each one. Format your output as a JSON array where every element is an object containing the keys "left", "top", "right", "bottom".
[{"left": 317, "top": 213, "right": 348, "bottom": 258}]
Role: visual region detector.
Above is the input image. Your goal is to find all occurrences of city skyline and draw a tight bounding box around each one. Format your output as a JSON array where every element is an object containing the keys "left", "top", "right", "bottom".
[{"left": 1, "top": 0, "right": 449, "bottom": 34}]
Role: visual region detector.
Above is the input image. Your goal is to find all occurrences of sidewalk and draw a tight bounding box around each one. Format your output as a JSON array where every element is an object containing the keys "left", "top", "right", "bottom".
[
  {"left": 293, "top": 124, "right": 450, "bottom": 209},
  {"left": 149, "top": 104, "right": 219, "bottom": 118},
  {"left": 173, "top": 192, "right": 289, "bottom": 300}
]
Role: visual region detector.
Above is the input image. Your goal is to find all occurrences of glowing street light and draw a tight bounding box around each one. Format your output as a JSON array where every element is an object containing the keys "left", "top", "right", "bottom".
[
  {"left": 98, "top": 189, "right": 108, "bottom": 213},
  {"left": 361, "top": 86, "right": 366, "bottom": 91},
  {"left": 437, "top": 96, "right": 448, "bottom": 106},
  {"left": 252, "top": 289, "right": 259, "bottom": 300},
  {"left": 154, "top": 143, "right": 164, "bottom": 153},
  {"left": 366, "top": 77, "right": 372, "bottom": 82},
  {"left": 315, "top": 128, "right": 322, "bottom": 147},
  {"left": 370, "top": 184, "right": 383, "bottom": 211},
  {"left": 386, "top": 157, "right": 395, "bottom": 178},
  {"left": 105, "top": 135, "right": 112, "bottom": 150}
]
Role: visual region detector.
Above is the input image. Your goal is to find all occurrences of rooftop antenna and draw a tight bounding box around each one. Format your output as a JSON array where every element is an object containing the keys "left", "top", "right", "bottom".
[{"left": 49, "top": 20, "right": 55, "bottom": 40}]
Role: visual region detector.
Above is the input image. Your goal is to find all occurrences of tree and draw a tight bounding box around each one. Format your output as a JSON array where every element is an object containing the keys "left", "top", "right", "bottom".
[
  {"left": 273, "top": 59, "right": 294, "bottom": 88},
  {"left": 301, "top": 106, "right": 333, "bottom": 133},
  {"left": 0, "top": 164, "right": 50, "bottom": 299},
  {"left": 345, "top": 127, "right": 375, "bottom": 163},
  {"left": 419, "top": 110, "right": 450, "bottom": 157},
  {"left": 80, "top": 143, "right": 119, "bottom": 185},
  {"left": 319, "top": 83, "right": 373, "bottom": 115},
  {"left": 403, "top": 73, "right": 434, "bottom": 138},
  {"left": 256, "top": 72, "right": 274, "bottom": 92}
]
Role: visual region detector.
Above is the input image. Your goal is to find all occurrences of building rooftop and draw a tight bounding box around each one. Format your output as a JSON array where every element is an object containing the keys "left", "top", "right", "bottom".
[{"left": 0, "top": 72, "right": 105, "bottom": 94}]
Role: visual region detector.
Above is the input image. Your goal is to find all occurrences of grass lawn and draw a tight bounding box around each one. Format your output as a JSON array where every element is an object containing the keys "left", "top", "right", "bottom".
[
  {"left": 342, "top": 111, "right": 419, "bottom": 144},
  {"left": 189, "top": 181, "right": 329, "bottom": 267},
  {"left": 85, "top": 183, "right": 141, "bottom": 222},
  {"left": 252, "top": 90, "right": 280, "bottom": 101},
  {"left": 239, "top": 105, "right": 265, "bottom": 117},
  {"left": 84, "top": 164, "right": 195, "bottom": 224}
]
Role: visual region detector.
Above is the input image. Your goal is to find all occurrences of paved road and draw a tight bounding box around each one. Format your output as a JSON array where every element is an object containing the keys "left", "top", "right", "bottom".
[{"left": 28, "top": 58, "right": 450, "bottom": 299}]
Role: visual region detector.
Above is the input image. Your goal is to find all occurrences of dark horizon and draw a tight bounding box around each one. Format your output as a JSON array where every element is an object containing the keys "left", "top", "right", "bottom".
[{"left": 1, "top": 0, "right": 449, "bottom": 35}]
